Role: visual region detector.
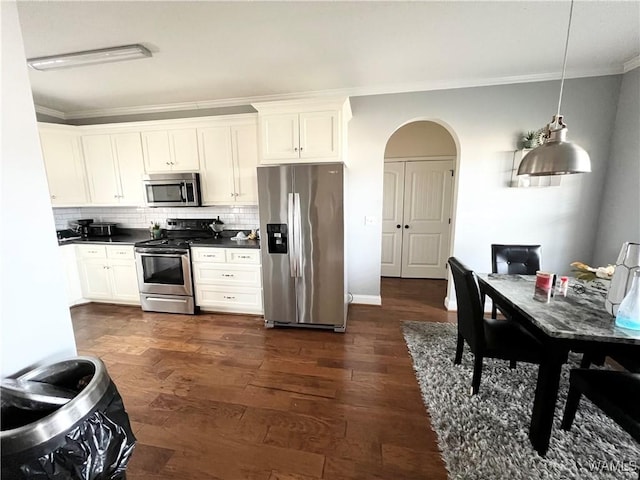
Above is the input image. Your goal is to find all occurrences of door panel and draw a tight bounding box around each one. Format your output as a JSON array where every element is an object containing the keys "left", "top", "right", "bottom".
[
  {"left": 233, "top": 124, "right": 259, "bottom": 203},
  {"left": 293, "top": 164, "right": 344, "bottom": 326},
  {"left": 261, "top": 114, "right": 299, "bottom": 160},
  {"left": 401, "top": 160, "right": 453, "bottom": 278},
  {"left": 299, "top": 111, "right": 337, "bottom": 159},
  {"left": 199, "top": 126, "right": 235, "bottom": 203},
  {"left": 82, "top": 135, "right": 119, "bottom": 204},
  {"left": 381, "top": 162, "right": 404, "bottom": 277},
  {"left": 257, "top": 165, "right": 296, "bottom": 324},
  {"left": 113, "top": 133, "right": 145, "bottom": 205}
]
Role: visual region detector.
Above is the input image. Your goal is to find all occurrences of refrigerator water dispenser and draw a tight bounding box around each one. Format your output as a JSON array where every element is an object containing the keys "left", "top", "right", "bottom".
[{"left": 266, "top": 224, "right": 288, "bottom": 254}]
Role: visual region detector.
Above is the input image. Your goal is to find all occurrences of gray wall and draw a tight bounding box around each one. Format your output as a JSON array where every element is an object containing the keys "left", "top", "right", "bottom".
[
  {"left": 346, "top": 75, "right": 622, "bottom": 301},
  {"left": 593, "top": 67, "right": 640, "bottom": 266},
  {"left": 1, "top": 1, "right": 76, "bottom": 377}
]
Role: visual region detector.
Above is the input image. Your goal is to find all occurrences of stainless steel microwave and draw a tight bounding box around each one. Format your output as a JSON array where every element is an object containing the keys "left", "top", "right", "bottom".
[{"left": 143, "top": 172, "right": 201, "bottom": 207}]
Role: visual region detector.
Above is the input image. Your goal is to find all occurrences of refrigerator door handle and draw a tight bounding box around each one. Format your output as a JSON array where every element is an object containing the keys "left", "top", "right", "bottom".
[
  {"left": 294, "top": 193, "right": 303, "bottom": 277},
  {"left": 288, "top": 192, "right": 297, "bottom": 277}
]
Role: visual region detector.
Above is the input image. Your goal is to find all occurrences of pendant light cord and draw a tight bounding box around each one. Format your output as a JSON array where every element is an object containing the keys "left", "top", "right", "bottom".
[{"left": 556, "top": 0, "right": 574, "bottom": 122}]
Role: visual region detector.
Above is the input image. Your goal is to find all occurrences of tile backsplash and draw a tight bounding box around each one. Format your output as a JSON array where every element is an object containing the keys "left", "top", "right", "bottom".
[{"left": 53, "top": 205, "right": 259, "bottom": 231}]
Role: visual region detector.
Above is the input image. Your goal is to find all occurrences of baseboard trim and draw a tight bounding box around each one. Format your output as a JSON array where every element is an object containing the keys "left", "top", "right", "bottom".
[{"left": 351, "top": 294, "right": 382, "bottom": 306}]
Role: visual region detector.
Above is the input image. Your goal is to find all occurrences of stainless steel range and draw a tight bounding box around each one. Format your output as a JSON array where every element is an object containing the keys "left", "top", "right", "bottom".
[{"left": 134, "top": 218, "right": 216, "bottom": 314}]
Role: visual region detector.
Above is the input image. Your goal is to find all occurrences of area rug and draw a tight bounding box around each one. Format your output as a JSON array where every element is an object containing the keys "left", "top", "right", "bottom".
[{"left": 402, "top": 321, "right": 639, "bottom": 480}]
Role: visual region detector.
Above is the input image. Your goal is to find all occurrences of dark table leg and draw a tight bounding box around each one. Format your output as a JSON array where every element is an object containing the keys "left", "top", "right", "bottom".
[{"left": 530, "top": 348, "right": 566, "bottom": 456}]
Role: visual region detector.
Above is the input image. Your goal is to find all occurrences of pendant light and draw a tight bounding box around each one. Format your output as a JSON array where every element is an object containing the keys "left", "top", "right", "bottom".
[{"left": 518, "top": 0, "right": 591, "bottom": 177}]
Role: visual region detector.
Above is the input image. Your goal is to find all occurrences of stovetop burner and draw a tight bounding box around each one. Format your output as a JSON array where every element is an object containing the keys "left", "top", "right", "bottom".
[{"left": 134, "top": 218, "right": 218, "bottom": 249}]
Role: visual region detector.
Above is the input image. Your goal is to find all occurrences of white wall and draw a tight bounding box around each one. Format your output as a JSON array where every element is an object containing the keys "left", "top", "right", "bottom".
[
  {"left": 593, "top": 67, "right": 640, "bottom": 266},
  {"left": 346, "top": 76, "right": 622, "bottom": 299},
  {"left": 1, "top": 1, "right": 77, "bottom": 377}
]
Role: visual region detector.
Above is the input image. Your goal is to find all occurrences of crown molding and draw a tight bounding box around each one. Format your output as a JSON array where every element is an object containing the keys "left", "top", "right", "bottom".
[
  {"left": 623, "top": 55, "right": 640, "bottom": 73},
  {"left": 33, "top": 66, "right": 626, "bottom": 121}
]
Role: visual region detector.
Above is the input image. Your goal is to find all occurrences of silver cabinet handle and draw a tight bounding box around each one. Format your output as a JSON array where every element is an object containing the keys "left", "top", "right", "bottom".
[
  {"left": 51, "top": 195, "right": 56, "bottom": 199},
  {"left": 221, "top": 273, "right": 235, "bottom": 277},
  {"left": 294, "top": 147, "right": 298, "bottom": 152},
  {"left": 223, "top": 295, "right": 235, "bottom": 300},
  {"left": 166, "top": 162, "right": 170, "bottom": 165}
]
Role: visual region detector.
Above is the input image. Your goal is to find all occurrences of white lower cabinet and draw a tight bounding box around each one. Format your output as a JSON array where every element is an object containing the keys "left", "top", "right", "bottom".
[
  {"left": 191, "top": 247, "right": 263, "bottom": 314},
  {"left": 76, "top": 245, "right": 140, "bottom": 304},
  {"left": 59, "top": 244, "right": 85, "bottom": 306}
]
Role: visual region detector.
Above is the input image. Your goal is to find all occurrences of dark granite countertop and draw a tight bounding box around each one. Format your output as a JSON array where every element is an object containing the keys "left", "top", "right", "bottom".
[
  {"left": 57, "top": 228, "right": 260, "bottom": 249},
  {"left": 189, "top": 238, "right": 260, "bottom": 249},
  {"left": 58, "top": 228, "right": 153, "bottom": 246},
  {"left": 477, "top": 273, "right": 640, "bottom": 345}
]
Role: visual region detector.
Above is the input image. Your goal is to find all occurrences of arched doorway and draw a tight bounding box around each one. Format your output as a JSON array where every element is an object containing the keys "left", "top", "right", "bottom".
[{"left": 381, "top": 120, "right": 457, "bottom": 279}]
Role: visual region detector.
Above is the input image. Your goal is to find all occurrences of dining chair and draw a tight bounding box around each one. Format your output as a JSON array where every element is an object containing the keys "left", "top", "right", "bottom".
[
  {"left": 490, "top": 244, "right": 542, "bottom": 319},
  {"left": 561, "top": 368, "right": 640, "bottom": 444},
  {"left": 448, "top": 257, "right": 544, "bottom": 394}
]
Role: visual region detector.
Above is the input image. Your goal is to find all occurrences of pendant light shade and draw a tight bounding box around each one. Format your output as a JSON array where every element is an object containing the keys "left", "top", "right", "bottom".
[
  {"left": 517, "top": 115, "right": 591, "bottom": 176},
  {"left": 517, "top": 0, "right": 591, "bottom": 177}
]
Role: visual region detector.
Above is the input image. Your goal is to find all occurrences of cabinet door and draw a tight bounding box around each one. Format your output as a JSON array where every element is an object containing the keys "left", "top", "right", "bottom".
[
  {"left": 78, "top": 258, "right": 111, "bottom": 300},
  {"left": 108, "top": 259, "right": 140, "bottom": 303},
  {"left": 260, "top": 114, "right": 300, "bottom": 162},
  {"left": 113, "top": 133, "right": 145, "bottom": 205},
  {"left": 82, "top": 135, "right": 120, "bottom": 205},
  {"left": 60, "top": 245, "right": 84, "bottom": 305},
  {"left": 39, "top": 130, "right": 88, "bottom": 205},
  {"left": 169, "top": 129, "right": 200, "bottom": 171},
  {"left": 299, "top": 111, "right": 338, "bottom": 160},
  {"left": 198, "top": 126, "right": 235, "bottom": 204},
  {"left": 232, "top": 124, "right": 259, "bottom": 204},
  {"left": 142, "top": 131, "right": 173, "bottom": 172}
]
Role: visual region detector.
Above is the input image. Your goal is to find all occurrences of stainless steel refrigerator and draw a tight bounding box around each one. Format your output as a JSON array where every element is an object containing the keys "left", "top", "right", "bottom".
[{"left": 257, "top": 163, "right": 347, "bottom": 332}]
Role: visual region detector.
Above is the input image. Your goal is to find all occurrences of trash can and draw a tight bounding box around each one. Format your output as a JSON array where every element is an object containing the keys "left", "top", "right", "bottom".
[{"left": 1, "top": 356, "right": 136, "bottom": 479}]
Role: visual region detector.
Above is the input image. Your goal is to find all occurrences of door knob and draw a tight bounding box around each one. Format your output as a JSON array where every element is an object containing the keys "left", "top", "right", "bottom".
[
  {"left": 396, "top": 224, "right": 401, "bottom": 229},
  {"left": 404, "top": 225, "right": 409, "bottom": 229}
]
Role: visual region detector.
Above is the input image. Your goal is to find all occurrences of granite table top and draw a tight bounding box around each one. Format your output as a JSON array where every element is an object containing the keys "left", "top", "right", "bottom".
[{"left": 477, "top": 273, "right": 640, "bottom": 346}]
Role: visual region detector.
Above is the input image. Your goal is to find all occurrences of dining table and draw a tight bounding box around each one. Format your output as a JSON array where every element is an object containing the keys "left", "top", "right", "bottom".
[{"left": 476, "top": 273, "right": 640, "bottom": 456}]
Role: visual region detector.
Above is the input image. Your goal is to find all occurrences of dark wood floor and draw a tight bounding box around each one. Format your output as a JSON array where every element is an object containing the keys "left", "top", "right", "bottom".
[{"left": 71, "top": 277, "right": 456, "bottom": 480}]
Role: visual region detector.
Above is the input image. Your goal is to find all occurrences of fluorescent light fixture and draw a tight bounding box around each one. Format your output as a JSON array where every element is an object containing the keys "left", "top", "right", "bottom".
[{"left": 27, "top": 44, "right": 151, "bottom": 71}]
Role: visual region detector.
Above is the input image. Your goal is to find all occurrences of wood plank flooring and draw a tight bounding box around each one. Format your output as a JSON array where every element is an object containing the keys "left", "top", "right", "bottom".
[{"left": 71, "top": 277, "right": 456, "bottom": 480}]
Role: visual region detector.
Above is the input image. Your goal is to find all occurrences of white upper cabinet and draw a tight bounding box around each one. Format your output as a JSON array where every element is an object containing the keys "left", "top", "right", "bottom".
[
  {"left": 142, "top": 128, "right": 200, "bottom": 172},
  {"left": 198, "top": 118, "right": 259, "bottom": 205},
  {"left": 252, "top": 98, "right": 351, "bottom": 165},
  {"left": 39, "top": 125, "right": 89, "bottom": 206},
  {"left": 82, "top": 132, "right": 145, "bottom": 205}
]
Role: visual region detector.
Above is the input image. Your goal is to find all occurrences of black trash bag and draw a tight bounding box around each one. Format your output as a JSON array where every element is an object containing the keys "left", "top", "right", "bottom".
[{"left": 4, "top": 383, "right": 136, "bottom": 480}]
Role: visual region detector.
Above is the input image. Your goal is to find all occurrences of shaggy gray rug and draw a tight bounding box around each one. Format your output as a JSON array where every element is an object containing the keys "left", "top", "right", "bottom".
[{"left": 402, "top": 321, "right": 639, "bottom": 480}]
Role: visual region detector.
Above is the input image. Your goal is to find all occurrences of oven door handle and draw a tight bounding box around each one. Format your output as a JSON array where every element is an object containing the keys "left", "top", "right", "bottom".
[{"left": 135, "top": 249, "right": 189, "bottom": 256}]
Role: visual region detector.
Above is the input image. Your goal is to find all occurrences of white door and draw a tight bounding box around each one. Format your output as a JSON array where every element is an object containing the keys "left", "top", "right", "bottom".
[
  {"left": 109, "top": 260, "right": 140, "bottom": 303},
  {"left": 199, "top": 126, "right": 235, "bottom": 203},
  {"left": 169, "top": 129, "right": 200, "bottom": 171},
  {"left": 82, "top": 134, "right": 120, "bottom": 204},
  {"left": 260, "top": 113, "right": 300, "bottom": 161},
  {"left": 142, "top": 131, "right": 173, "bottom": 172},
  {"left": 39, "top": 130, "right": 88, "bottom": 205},
  {"left": 401, "top": 160, "right": 453, "bottom": 278},
  {"left": 78, "top": 259, "right": 111, "bottom": 299},
  {"left": 381, "top": 162, "right": 405, "bottom": 277},
  {"left": 299, "top": 111, "right": 338, "bottom": 159},
  {"left": 232, "top": 124, "right": 259, "bottom": 203},
  {"left": 113, "top": 133, "right": 145, "bottom": 205}
]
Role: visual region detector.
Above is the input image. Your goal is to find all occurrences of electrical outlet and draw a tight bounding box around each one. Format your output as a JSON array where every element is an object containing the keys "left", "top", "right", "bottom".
[{"left": 364, "top": 216, "right": 377, "bottom": 226}]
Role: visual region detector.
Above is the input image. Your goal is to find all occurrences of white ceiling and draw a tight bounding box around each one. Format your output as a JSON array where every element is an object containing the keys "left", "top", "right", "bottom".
[{"left": 16, "top": 1, "right": 640, "bottom": 119}]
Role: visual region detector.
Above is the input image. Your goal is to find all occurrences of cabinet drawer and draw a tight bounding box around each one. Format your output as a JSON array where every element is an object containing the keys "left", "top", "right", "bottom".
[
  {"left": 191, "top": 247, "right": 226, "bottom": 263},
  {"left": 195, "top": 285, "right": 263, "bottom": 313},
  {"left": 76, "top": 245, "right": 107, "bottom": 258},
  {"left": 227, "top": 249, "right": 260, "bottom": 264},
  {"left": 193, "top": 264, "right": 261, "bottom": 287},
  {"left": 106, "top": 245, "right": 134, "bottom": 260}
]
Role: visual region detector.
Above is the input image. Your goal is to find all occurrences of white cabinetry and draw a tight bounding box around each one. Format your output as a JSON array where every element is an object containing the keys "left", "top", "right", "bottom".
[
  {"left": 81, "top": 132, "right": 145, "bottom": 205},
  {"left": 77, "top": 245, "right": 139, "bottom": 304},
  {"left": 252, "top": 98, "right": 351, "bottom": 164},
  {"left": 59, "top": 244, "right": 85, "bottom": 306},
  {"left": 191, "top": 247, "right": 262, "bottom": 314},
  {"left": 142, "top": 128, "right": 200, "bottom": 172},
  {"left": 39, "top": 124, "right": 89, "bottom": 206},
  {"left": 198, "top": 120, "right": 259, "bottom": 205}
]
